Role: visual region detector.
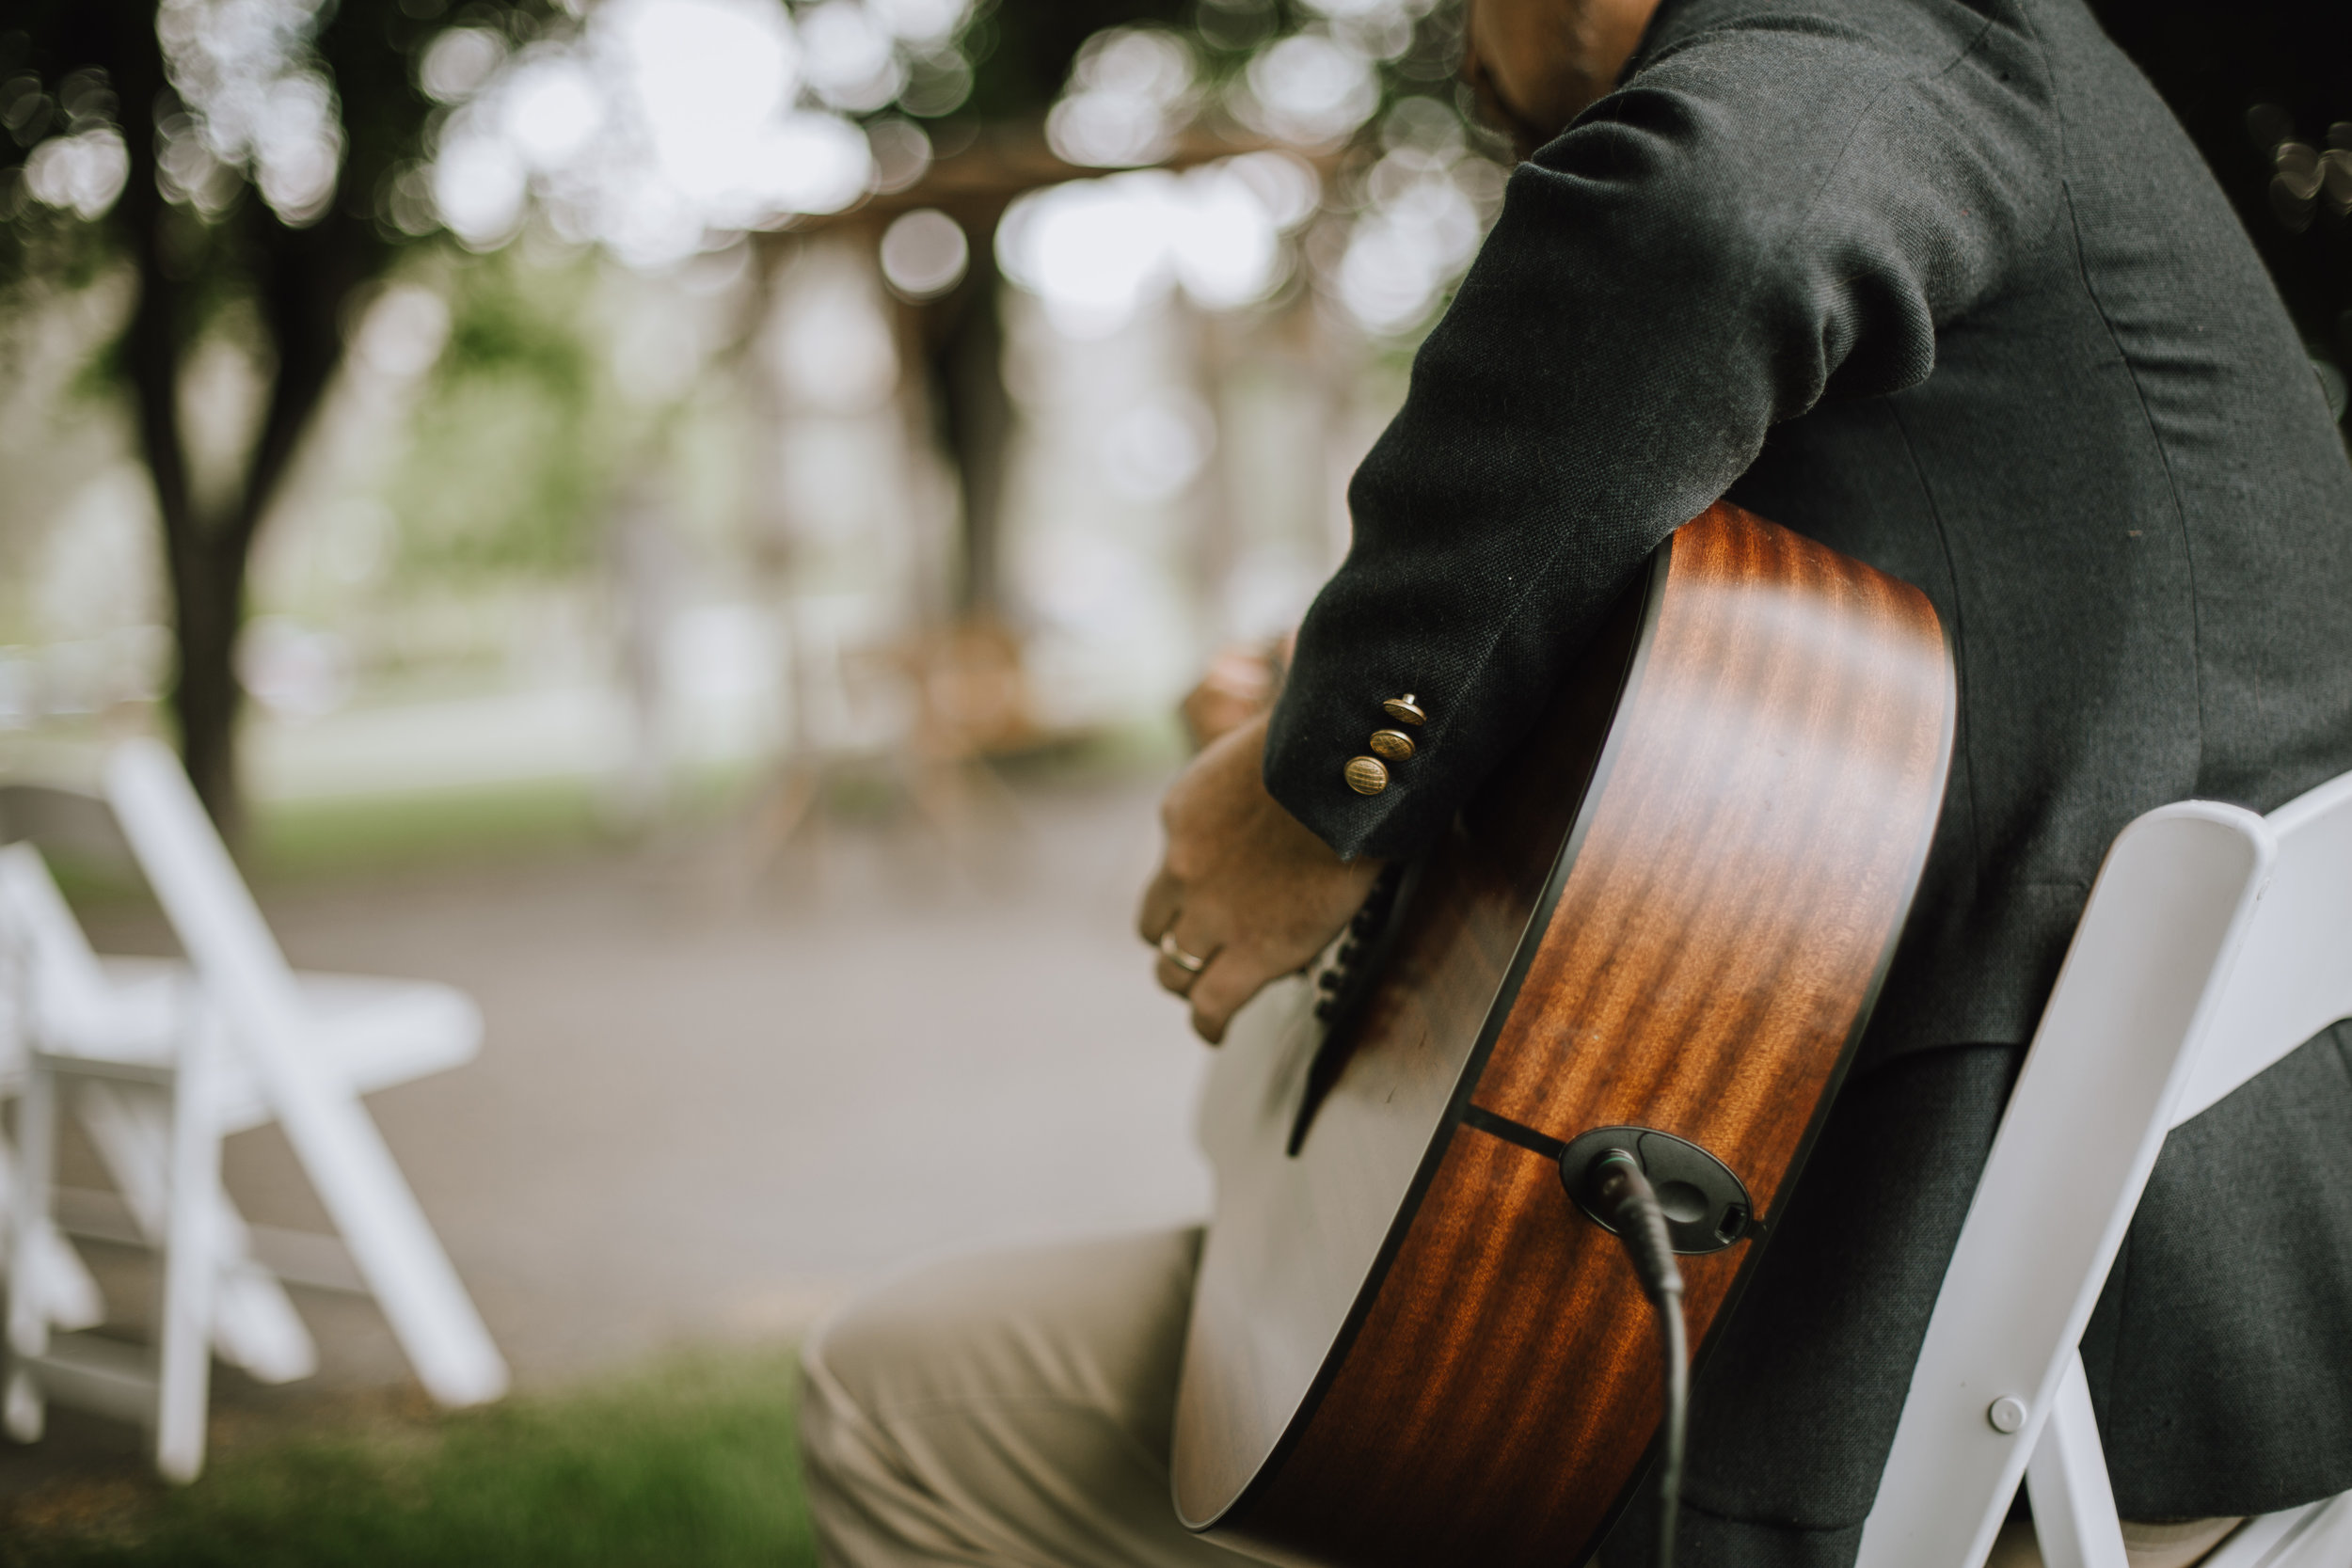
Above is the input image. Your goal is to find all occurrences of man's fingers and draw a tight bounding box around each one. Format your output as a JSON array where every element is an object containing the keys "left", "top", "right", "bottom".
[
  {"left": 1152, "top": 915, "right": 1223, "bottom": 998},
  {"left": 1155, "top": 952, "right": 1203, "bottom": 996},
  {"left": 1136, "top": 868, "right": 1184, "bottom": 944},
  {"left": 1188, "top": 950, "right": 1279, "bottom": 1045}
]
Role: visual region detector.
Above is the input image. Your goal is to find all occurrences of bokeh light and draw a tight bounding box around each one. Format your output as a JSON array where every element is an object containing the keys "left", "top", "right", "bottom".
[
  {"left": 1233, "top": 32, "right": 1379, "bottom": 149},
  {"left": 879, "top": 208, "right": 969, "bottom": 300},
  {"left": 1101, "top": 396, "right": 1215, "bottom": 501},
  {"left": 800, "top": 1, "right": 906, "bottom": 114},
  {"left": 155, "top": 0, "right": 346, "bottom": 227},
  {"left": 1337, "top": 145, "right": 1498, "bottom": 333},
  {"left": 425, "top": 0, "right": 881, "bottom": 266},
  {"left": 1045, "top": 28, "right": 1198, "bottom": 170},
  {"left": 866, "top": 0, "right": 972, "bottom": 50},
  {"left": 866, "top": 118, "right": 933, "bottom": 194},
  {"left": 420, "top": 27, "right": 507, "bottom": 103},
  {"left": 22, "top": 129, "right": 128, "bottom": 221},
  {"left": 997, "top": 154, "right": 1320, "bottom": 338}
]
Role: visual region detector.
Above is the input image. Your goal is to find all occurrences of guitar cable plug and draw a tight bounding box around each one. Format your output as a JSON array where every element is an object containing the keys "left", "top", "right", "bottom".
[{"left": 1581, "top": 1149, "right": 1689, "bottom": 1568}]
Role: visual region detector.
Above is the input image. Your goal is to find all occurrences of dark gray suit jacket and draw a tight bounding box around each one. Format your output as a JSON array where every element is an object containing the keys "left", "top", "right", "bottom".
[{"left": 1263, "top": 0, "right": 2352, "bottom": 1558}]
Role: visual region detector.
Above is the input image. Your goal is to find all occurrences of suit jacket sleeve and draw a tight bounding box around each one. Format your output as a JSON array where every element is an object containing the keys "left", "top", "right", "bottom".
[{"left": 1263, "top": 8, "right": 2052, "bottom": 859}]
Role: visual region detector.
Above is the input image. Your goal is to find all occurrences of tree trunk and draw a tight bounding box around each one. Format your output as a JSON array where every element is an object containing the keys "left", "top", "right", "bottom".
[
  {"left": 103, "top": 2, "right": 254, "bottom": 833},
  {"left": 145, "top": 255, "right": 347, "bottom": 838},
  {"left": 925, "top": 230, "right": 1011, "bottom": 616},
  {"left": 166, "top": 541, "right": 249, "bottom": 841},
  {"left": 97, "top": 0, "right": 358, "bottom": 838}
]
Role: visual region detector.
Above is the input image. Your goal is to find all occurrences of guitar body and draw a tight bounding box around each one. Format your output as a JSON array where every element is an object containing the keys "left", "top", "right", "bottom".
[{"left": 1172, "top": 502, "right": 1956, "bottom": 1567}]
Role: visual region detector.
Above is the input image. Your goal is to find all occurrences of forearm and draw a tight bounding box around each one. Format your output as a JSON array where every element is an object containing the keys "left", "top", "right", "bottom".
[{"left": 1265, "top": 19, "right": 2041, "bottom": 858}]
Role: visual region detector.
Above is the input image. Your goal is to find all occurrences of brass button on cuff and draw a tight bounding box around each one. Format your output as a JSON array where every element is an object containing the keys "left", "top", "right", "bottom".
[{"left": 1346, "top": 698, "right": 1422, "bottom": 794}]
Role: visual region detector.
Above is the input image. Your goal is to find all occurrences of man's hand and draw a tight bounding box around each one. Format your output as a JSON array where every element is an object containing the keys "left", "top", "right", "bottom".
[
  {"left": 1138, "top": 711, "right": 1384, "bottom": 1043},
  {"left": 1177, "top": 635, "right": 1293, "bottom": 752},
  {"left": 1179, "top": 647, "right": 1275, "bottom": 752}
]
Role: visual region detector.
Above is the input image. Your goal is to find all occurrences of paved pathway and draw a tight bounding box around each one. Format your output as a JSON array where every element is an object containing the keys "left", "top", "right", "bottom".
[{"left": 4, "top": 770, "right": 1214, "bottom": 1487}]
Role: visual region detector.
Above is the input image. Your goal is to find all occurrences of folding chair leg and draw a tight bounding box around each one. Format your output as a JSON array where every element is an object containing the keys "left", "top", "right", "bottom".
[
  {"left": 75, "top": 1080, "right": 319, "bottom": 1383},
  {"left": 2026, "top": 1354, "right": 2131, "bottom": 1568},
  {"left": 210, "top": 1260, "right": 317, "bottom": 1385},
  {"left": 0, "top": 1128, "right": 105, "bottom": 1331},
  {"left": 153, "top": 1024, "right": 220, "bottom": 1483},
  {"left": 4, "top": 1058, "right": 57, "bottom": 1443},
  {"left": 24, "top": 1222, "right": 105, "bottom": 1332}
]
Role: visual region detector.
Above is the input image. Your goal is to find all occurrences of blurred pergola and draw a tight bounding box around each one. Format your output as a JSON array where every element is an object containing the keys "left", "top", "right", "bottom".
[
  {"left": 734, "top": 117, "right": 1347, "bottom": 860},
  {"left": 767, "top": 119, "right": 1340, "bottom": 617}
]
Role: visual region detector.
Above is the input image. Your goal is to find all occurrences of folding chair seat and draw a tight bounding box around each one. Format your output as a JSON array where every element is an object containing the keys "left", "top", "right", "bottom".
[
  {"left": 86, "top": 957, "right": 480, "bottom": 1134},
  {"left": 1857, "top": 769, "right": 2352, "bottom": 1567},
  {"left": 0, "top": 739, "right": 507, "bottom": 1481}
]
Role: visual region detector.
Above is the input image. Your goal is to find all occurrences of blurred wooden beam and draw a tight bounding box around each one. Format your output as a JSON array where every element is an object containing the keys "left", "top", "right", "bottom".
[
  {"left": 794, "top": 118, "right": 1332, "bottom": 237},
  {"left": 751, "top": 117, "right": 1336, "bottom": 618}
]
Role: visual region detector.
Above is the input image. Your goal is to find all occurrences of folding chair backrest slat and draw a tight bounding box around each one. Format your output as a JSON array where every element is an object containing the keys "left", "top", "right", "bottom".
[
  {"left": 2173, "top": 769, "right": 2352, "bottom": 1126},
  {"left": 102, "top": 740, "right": 508, "bottom": 1406},
  {"left": 1855, "top": 802, "right": 2275, "bottom": 1568},
  {"left": 0, "top": 844, "right": 130, "bottom": 1053}
]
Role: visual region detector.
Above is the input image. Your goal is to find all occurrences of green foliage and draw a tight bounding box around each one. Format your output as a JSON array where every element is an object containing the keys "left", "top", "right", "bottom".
[
  {"left": 438, "top": 264, "right": 599, "bottom": 394},
  {"left": 0, "top": 8, "right": 118, "bottom": 293},
  {"left": 957, "top": 0, "right": 1198, "bottom": 121},
  {"left": 952, "top": 0, "right": 1468, "bottom": 130},
  {"left": 0, "top": 200, "right": 113, "bottom": 304},
  {"left": 3, "top": 1348, "right": 819, "bottom": 1568},
  {"left": 0, "top": 0, "right": 572, "bottom": 481},
  {"left": 388, "top": 250, "right": 623, "bottom": 578}
]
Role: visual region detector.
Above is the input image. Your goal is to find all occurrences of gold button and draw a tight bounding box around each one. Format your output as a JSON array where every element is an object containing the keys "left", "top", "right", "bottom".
[
  {"left": 1343, "top": 756, "right": 1390, "bottom": 796},
  {"left": 1368, "top": 728, "right": 1416, "bottom": 762},
  {"left": 1382, "top": 694, "right": 1427, "bottom": 726}
]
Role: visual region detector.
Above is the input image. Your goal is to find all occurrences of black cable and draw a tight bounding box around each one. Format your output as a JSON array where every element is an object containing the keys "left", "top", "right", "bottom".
[{"left": 1583, "top": 1149, "right": 1689, "bottom": 1568}]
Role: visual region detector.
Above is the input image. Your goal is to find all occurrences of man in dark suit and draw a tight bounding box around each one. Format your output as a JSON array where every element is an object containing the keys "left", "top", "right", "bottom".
[{"left": 801, "top": 0, "right": 2352, "bottom": 1561}]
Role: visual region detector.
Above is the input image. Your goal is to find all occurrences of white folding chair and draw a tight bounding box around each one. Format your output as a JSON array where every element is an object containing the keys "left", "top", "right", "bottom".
[
  {"left": 0, "top": 738, "right": 509, "bottom": 1481},
  {"left": 0, "top": 869, "right": 107, "bottom": 1339},
  {"left": 2, "top": 842, "right": 357, "bottom": 1388},
  {"left": 1857, "top": 769, "right": 2352, "bottom": 1568},
  {"left": 2, "top": 879, "right": 228, "bottom": 1482}
]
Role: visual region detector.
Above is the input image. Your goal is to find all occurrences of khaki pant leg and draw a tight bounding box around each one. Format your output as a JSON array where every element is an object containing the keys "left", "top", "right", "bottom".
[
  {"left": 798, "top": 1227, "right": 1263, "bottom": 1568},
  {"left": 1987, "top": 1514, "right": 2245, "bottom": 1568}
]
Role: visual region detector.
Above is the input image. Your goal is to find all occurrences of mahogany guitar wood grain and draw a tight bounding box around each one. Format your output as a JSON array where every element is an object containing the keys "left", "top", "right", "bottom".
[{"left": 1173, "top": 502, "right": 1955, "bottom": 1568}]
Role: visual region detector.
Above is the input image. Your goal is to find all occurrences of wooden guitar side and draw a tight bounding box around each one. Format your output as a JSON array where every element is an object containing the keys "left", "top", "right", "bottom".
[{"left": 1172, "top": 502, "right": 1956, "bottom": 1567}]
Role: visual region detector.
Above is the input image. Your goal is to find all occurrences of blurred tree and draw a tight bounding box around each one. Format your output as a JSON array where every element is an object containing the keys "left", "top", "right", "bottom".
[
  {"left": 0, "top": 0, "right": 560, "bottom": 833},
  {"left": 0, "top": 0, "right": 1284, "bottom": 832},
  {"left": 895, "top": 0, "right": 1475, "bottom": 614},
  {"left": 390, "top": 251, "right": 612, "bottom": 580}
]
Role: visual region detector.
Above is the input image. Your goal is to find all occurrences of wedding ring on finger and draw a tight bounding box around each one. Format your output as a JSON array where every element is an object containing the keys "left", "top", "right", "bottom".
[{"left": 1159, "top": 931, "right": 1210, "bottom": 974}]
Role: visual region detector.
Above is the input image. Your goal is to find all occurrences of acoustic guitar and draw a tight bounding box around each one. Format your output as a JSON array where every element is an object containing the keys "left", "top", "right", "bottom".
[{"left": 1171, "top": 501, "right": 1955, "bottom": 1567}]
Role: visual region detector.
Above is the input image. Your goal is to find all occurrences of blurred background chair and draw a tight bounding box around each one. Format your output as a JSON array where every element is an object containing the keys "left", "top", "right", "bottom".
[
  {"left": 0, "top": 738, "right": 506, "bottom": 1481},
  {"left": 1857, "top": 768, "right": 2352, "bottom": 1568}
]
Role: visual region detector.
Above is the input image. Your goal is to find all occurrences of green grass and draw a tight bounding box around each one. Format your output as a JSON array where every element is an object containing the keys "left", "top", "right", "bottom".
[
  {"left": 2, "top": 1349, "right": 820, "bottom": 1568},
  {"left": 32, "top": 777, "right": 621, "bottom": 908},
  {"left": 40, "top": 716, "right": 1186, "bottom": 901},
  {"left": 246, "top": 777, "right": 615, "bottom": 883},
  {"left": 234, "top": 723, "right": 1187, "bottom": 885}
]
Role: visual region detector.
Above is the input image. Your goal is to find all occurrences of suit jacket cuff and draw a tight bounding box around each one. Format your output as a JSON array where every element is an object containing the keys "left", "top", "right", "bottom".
[{"left": 1263, "top": 673, "right": 1460, "bottom": 863}]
